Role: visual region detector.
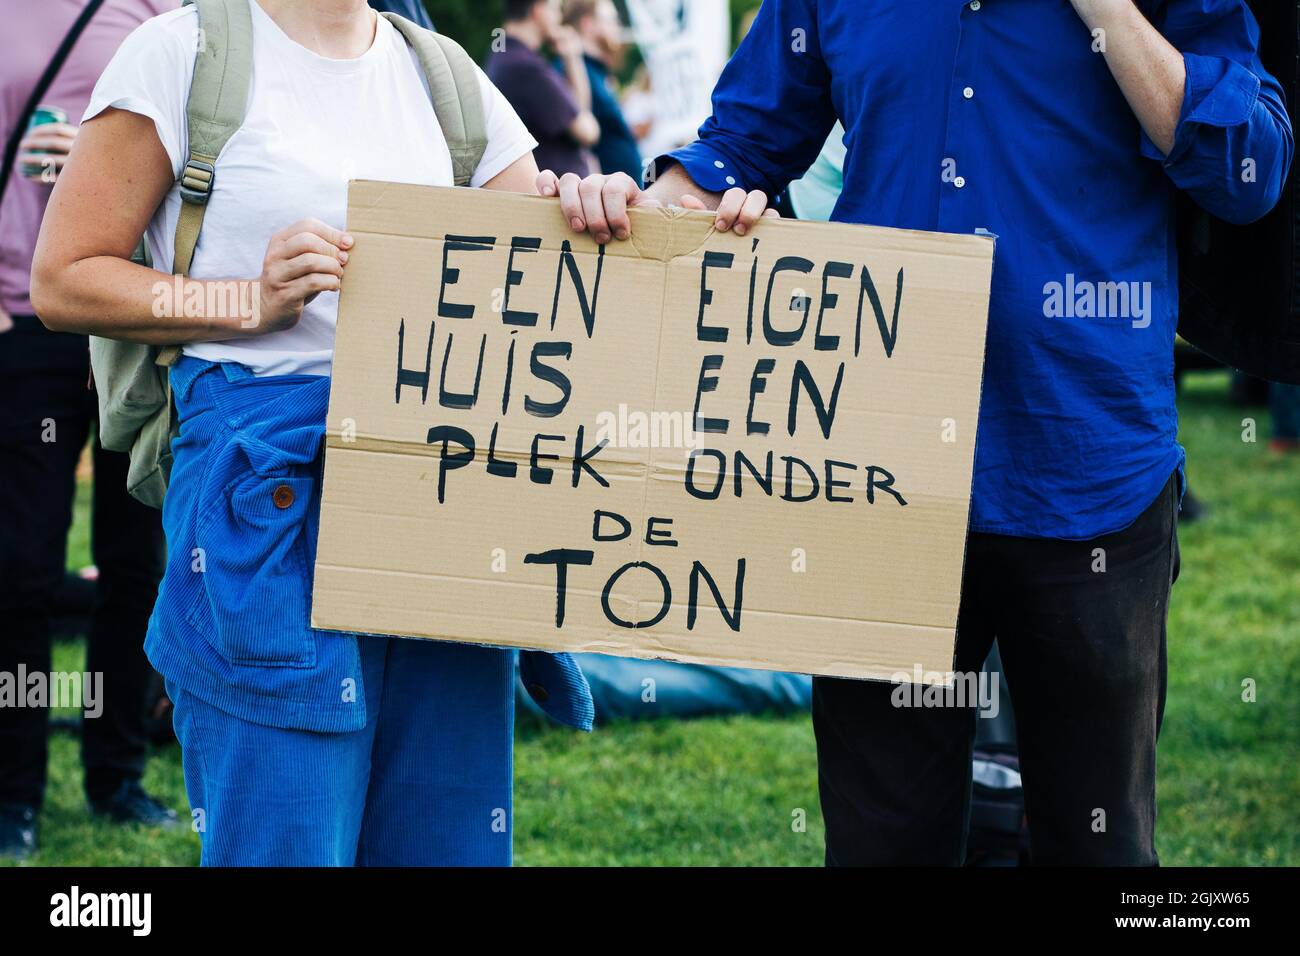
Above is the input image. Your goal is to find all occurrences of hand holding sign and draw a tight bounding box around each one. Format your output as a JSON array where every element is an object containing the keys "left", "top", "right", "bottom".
[
  {"left": 251, "top": 218, "right": 353, "bottom": 334},
  {"left": 535, "top": 169, "right": 779, "bottom": 244}
]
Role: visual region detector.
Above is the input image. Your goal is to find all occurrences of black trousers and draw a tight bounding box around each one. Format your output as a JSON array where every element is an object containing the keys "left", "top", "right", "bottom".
[
  {"left": 0, "top": 315, "right": 165, "bottom": 806},
  {"left": 814, "top": 473, "right": 1179, "bottom": 866}
]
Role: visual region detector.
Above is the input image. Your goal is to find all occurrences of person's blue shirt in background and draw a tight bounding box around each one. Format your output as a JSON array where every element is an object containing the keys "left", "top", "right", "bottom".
[
  {"left": 786, "top": 120, "right": 845, "bottom": 221},
  {"left": 666, "top": 0, "right": 1293, "bottom": 540}
]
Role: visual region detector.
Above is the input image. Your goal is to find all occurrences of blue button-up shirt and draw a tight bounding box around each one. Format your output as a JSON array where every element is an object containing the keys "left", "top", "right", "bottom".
[{"left": 666, "top": 0, "right": 1292, "bottom": 539}]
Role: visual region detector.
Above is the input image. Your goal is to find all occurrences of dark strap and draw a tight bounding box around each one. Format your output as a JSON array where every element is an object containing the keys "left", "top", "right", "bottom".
[{"left": 0, "top": 0, "right": 106, "bottom": 216}]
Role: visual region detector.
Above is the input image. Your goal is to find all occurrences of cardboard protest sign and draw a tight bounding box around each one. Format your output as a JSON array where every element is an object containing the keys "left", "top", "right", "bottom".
[{"left": 312, "top": 182, "right": 994, "bottom": 682}]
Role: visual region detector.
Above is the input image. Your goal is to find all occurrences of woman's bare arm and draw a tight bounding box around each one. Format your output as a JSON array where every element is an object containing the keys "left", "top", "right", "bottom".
[
  {"left": 480, "top": 152, "right": 544, "bottom": 195},
  {"left": 31, "top": 108, "right": 348, "bottom": 343}
]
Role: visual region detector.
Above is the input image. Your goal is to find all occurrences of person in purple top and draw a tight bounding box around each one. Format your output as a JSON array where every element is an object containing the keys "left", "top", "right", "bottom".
[
  {"left": 486, "top": 0, "right": 599, "bottom": 178},
  {"left": 0, "top": 0, "right": 178, "bottom": 862}
]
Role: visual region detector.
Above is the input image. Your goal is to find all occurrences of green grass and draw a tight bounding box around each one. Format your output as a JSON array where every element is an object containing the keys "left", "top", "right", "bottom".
[
  {"left": 514, "top": 711, "right": 824, "bottom": 865},
  {"left": 10, "top": 371, "right": 1298, "bottom": 866},
  {"left": 1152, "top": 373, "right": 1300, "bottom": 866}
]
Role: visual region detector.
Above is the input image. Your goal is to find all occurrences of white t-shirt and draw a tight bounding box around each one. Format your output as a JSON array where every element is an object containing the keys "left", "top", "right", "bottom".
[{"left": 84, "top": 1, "right": 537, "bottom": 376}]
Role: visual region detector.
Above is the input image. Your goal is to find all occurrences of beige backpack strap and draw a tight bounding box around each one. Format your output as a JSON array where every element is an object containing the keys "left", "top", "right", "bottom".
[
  {"left": 173, "top": 0, "right": 253, "bottom": 278},
  {"left": 380, "top": 13, "right": 488, "bottom": 186}
]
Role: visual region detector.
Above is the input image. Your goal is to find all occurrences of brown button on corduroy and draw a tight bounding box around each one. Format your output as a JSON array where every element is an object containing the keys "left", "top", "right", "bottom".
[{"left": 272, "top": 484, "right": 295, "bottom": 509}]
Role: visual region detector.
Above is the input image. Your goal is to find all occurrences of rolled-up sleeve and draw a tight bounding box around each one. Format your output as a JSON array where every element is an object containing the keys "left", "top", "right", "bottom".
[
  {"left": 659, "top": 0, "right": 836, "bottom": 198},
  {"left": 1145, "top": 0, "right": 1294, "bottom": 224}
]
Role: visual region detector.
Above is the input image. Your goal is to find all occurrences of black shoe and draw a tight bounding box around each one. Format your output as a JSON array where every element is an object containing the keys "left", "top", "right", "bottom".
[
  {"left": 89, "top": 780, "right": 180, "bottom": 830},
  {"left": 0, "top": 804, "right": 38, "bottom": 860}
]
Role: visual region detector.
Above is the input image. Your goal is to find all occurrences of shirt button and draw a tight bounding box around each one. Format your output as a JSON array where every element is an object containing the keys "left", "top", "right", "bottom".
[
  {"left": 954, "top": 176, "right": 967, "bottom": 189},
  {"left": 963, "top": 86, "right": 975, "bottom": 99},
  {"left": 272, "top": 484, "right": 295, "bottom": 509},
  {"left": 970, "top": 0, "right": 981, "bottom": 10}
]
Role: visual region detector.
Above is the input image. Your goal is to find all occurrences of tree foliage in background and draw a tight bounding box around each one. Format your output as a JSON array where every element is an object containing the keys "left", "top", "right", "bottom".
[
  {"left": 422, "top": 0, "right": 499, "bottom": 62},
  {"left": 729, "top": 0, "right": 761, "bottom": 46},
  {"left": 421, "top": 0, "right": 763, "bottom": 65}
]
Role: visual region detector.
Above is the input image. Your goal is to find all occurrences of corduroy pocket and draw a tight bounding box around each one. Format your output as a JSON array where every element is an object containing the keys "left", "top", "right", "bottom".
[{"left": 188, "top": 472, "right": 317, "bottom": 668}]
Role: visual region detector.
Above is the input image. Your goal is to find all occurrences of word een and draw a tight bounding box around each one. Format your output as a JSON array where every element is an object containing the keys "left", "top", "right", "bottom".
[
  {"left": 1042, "top": 273, "right": 1153, "bottom": 328},
  {"left": 526, "top": 509, "right": 745, "bottom": 632},
  {"left": 0, "top": 666, "right": 102, "bottom": 718},
  {"left": 50, "top": 886, "right": 151, "bottom": 936},
  {"left": 438, "top": 233, "right": 605, "bottom": 335}
]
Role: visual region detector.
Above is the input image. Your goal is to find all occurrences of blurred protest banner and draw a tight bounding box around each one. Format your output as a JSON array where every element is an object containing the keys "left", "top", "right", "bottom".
[
  {"left": 312, "top": 182, "right": 994, "bottom": 681},
  {"left": 624, "top": 0, "right": 729, "bottom": 157}
]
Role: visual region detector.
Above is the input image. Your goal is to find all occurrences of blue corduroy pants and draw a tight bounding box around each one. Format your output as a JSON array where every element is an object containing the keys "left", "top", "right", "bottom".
[{"left": 167, "top": 633, "right": 514, "bottom": 866}]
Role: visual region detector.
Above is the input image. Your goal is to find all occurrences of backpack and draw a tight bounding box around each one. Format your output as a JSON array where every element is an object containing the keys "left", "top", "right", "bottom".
[{"left": 90, "top": 0, "right": 489, "bottom": 508}]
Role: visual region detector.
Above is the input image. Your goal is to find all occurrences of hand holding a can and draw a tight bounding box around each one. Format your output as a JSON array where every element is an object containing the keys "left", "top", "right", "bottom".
[{"left": 18, "top": 120, "right": 78, "bottom": 184}]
